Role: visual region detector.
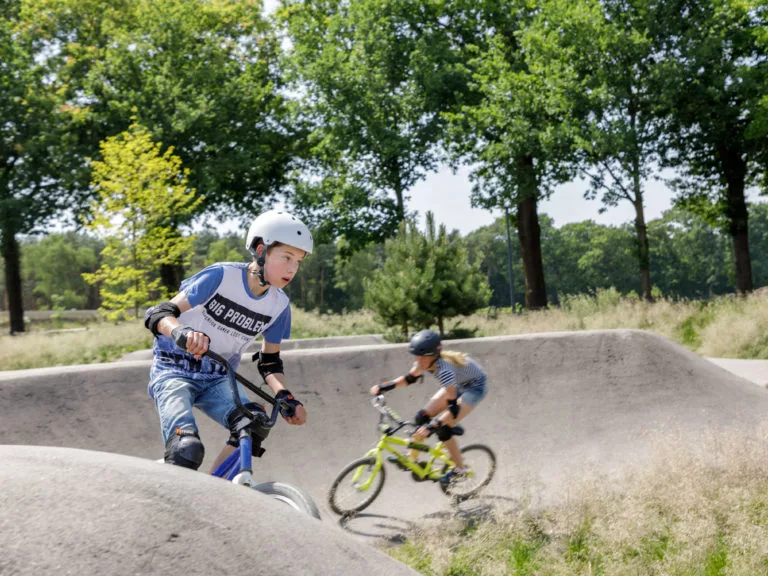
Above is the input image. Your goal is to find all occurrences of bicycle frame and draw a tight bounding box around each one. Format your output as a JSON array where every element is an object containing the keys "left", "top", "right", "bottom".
[
  {"left": 350, "top": 395, "right": 462, "bottom": 491},
  {"left": 205, "top": 350, "right": 285, "bottom": 488}
]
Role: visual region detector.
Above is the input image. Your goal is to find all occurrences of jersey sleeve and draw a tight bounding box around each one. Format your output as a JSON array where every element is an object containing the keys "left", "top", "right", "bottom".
[
  {"left": 436, "top": 361, "right": 457, "bottom": 388},
  {"left": 179, "top": 265, "right": 224, "bottom": 308},
  {"left": 262, "top": 305, "right": 291, "bottom": 344}
]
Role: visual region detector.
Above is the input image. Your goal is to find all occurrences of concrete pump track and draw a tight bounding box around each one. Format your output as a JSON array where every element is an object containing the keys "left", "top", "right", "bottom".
[{"left": 2, "top": 329, "right": 768, "bottom": 575}]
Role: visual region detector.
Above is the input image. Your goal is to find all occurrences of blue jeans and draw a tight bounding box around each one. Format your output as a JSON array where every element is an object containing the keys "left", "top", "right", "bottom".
[
  {"left": 458, "top": 377, "right": 488, "bottom": 407},
  {"left": 148, "top": 370, "right": 250, "bottom": 443}
]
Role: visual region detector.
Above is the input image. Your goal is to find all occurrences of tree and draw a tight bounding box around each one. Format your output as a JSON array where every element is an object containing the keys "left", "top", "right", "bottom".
[
  {"left": 27, "top": 0, "right": 301, "bottom": 289},
  {"left": 0, "top": 2, "right": 88, "bottom": 332},
  {"left": 544, "top": 220, "right": 638, "bottom": 300},
  {"left": 280, "top": 0, "right": 466, "bottom": 245},
  {"left": 83, "top": 123, "right": 201, "bottom": 319},
  {"left": 522, "top": 0, "right": 666, "bottom": 300},
  {"left": 21, "top": 232, "right": 101, "bottom": 309},
  {"left": 648, "top": 208, "right": 731, "bottom": 298},
  {"left": 652, "top": 0, "right": 768, "bottom": 294},
  {"left": 366, "top": 212, "right": 490, "bottom": 338},
  {"left": 464, "top": 217, "right": 525, "bottom": 308},
  {"left": 442, "top": 2, "right": 576, "bottom": 309}
]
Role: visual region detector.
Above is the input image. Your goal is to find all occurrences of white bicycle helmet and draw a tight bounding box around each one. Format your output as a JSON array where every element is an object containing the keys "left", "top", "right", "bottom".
[{"left": 245, "top": 210, "right": 314, "bottom": 256}]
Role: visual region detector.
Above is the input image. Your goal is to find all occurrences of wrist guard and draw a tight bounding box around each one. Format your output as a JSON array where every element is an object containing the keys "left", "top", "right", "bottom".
[
  {"left": 379, "top": 381, "right": 396, "bottom": 393},
  {"left": 404, "top": 373, "right": 423, "bottom": 385},
  {"left": 144, "top": 301, "right": 181, "bottom": 336}
]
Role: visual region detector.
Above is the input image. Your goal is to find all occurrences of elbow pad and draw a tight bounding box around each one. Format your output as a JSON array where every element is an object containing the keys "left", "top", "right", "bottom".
[
  {"left": 144, "top": 301, "right": 181, "bottom": 336},
  {"left": 254, "top": 351, "right": 284, "bottom": 379}
]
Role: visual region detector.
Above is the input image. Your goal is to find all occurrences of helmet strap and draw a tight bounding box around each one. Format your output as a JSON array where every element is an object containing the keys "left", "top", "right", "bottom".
[
  {"left": 256, "top": 252, "right": 269, "bottom": 286},
  {"left": 249, "top": 241, "right": 270, "bottom": 287}
]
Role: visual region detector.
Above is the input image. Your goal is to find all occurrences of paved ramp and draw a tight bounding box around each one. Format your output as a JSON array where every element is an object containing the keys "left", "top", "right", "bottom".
[
  {"left": 119, "top": 333, "right": 386, "bottom": 361},
  {"left": 2, "top": 330, "right": 768, "bottom": 538},
  {"left": 0, "top": 445, "right": 417, "bottom": 575}
]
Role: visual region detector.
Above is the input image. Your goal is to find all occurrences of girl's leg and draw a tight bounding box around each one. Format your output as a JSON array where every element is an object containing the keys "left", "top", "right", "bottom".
[
  {"left": 437, "top": 400, "right": 475, "bottom": 468},
  {"left": 408, "top": 387, "right": 454, "bottom": 459},
  {"left": 439, "top": 381, "right": 486, "bottom": 475}
]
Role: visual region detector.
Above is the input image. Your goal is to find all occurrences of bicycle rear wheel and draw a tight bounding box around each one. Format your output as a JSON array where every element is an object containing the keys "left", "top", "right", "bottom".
[
  {"left": 328, "top": 456, "right": 386, "bottom": 515},
  {"left": 439, "top": 444, "right": 496, "bottom": 500},
  {"left": 251, "top": 481, "right": 321, "bottom": 519}
]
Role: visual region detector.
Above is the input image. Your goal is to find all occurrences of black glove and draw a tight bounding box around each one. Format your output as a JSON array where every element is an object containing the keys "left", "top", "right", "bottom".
[{"left": 275, "top": 389, "right": 303, "bottom": 418}]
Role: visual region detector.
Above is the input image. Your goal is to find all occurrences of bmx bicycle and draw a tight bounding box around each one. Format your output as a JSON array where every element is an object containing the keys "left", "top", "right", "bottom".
[
  {"left": 204, "top": 350, "right": 320, "bottom": 519},
  {"left": 328, "top": 394, "right": 495, "bottom": 515}
]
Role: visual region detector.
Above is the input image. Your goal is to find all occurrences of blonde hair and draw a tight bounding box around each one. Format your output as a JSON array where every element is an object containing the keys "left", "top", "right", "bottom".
[{"left": 440, "top": 350, "right": 468, "bottom": 367}]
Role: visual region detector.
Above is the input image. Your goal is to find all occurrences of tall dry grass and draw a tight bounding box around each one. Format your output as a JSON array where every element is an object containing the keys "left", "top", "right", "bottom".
[
  {"left": 388, "top": 428, "right": 768, "bottom": 575},
  {"left": 0, "top": 309, "right": 381, "bottom": 370},
  {"left": 3, "top": 289, "right": 767, "bottom": 370}
]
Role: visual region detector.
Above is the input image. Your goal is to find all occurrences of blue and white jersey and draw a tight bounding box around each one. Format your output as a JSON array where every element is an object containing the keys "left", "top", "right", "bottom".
[
  {"left": 432, "top": 356, "right": 486, "bottom": 392},
  {"left": 151, "top": 262, "right": 291, "bottom": 381}
]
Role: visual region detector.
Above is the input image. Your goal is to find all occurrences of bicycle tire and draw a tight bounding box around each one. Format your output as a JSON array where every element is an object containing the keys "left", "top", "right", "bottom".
[
  {"left": 328, "top": 456, "right": 386, "bottom": 516},
  {"left": 439, "top": 444, "right": 496, "bottom": 500},
  {"left": 251, "top": 481, "right": 321, "bottom": 519}
]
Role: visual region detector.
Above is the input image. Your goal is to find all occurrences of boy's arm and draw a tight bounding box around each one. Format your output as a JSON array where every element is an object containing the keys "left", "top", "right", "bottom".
[
  {"left": 261, "top": 340, "right": 307, "bottom": 426},
  {"left": 149, "top": 294, "right": 210, "bottom": 359}
]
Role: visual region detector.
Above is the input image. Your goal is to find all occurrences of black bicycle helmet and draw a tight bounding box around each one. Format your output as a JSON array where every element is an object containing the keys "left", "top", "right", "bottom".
[{"left": 408, "top": 329, "right": 441, "bottom": 356}]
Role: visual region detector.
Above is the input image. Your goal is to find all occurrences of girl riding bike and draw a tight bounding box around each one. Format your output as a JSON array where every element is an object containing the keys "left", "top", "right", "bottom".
[{"left": 370, "top": 329, "right": 489, "bottom": 485}]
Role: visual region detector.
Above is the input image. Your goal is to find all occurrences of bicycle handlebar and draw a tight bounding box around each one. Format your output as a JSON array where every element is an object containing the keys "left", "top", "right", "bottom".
[
  {"left": 205, "top": 350, "right": 289, "bottom": 429},
  {"left": 371, "top": 394, "right": 417, "bottom": 435}
]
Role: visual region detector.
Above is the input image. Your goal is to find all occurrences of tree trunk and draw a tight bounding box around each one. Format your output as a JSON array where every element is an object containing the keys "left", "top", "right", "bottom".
[
  {"left": 0, "top": 223, "right": 25, "bottom": 334},
  {"left": 718, "top": 142, "right": 752, "bottom": 294},
  {"left": 393, "top": 182, "right": 405, "bottom": 222},
  {"left": 159, "top": 263, "right": 184, "bottom": 298},
  {"left": 516, "top": 156, "right": 547, "bottom": 310},
  {"left": 632, "top": 169, "right": 652, "bottom": 301}
]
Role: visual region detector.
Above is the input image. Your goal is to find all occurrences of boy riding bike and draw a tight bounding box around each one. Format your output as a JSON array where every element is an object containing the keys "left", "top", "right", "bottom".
[
  {"left": 370, "top": 329, "right": 489, "bottom": 485},
  {"left": 144, "top": 210, "right": 311, "bottom": 472}
]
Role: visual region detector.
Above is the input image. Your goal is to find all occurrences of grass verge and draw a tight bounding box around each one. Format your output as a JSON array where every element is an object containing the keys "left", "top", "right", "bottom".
[{"left": 387, "top": 429, "right": 768, "bottom": 575}]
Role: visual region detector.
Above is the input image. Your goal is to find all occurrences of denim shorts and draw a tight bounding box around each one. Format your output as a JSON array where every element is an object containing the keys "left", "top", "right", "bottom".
[
  {"left": 458, "top": 377, "right": 488, "bottom": 407},
  {"left": 148, "top": 369, "right": 249, "bottom": 443}
]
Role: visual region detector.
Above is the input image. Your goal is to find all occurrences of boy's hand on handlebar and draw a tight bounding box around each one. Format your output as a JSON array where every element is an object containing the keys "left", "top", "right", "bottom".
[
  {"left": 370, "top": 384, "right": 381, "bottom": 396},
  {"left": 172, "top": 326, "right": 210, "bottom": 359},
  {"left": 275, "top": 390, "right": 306, "bottom": 425}
]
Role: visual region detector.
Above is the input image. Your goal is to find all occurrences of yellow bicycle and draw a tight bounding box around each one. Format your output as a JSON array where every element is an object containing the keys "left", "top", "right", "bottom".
[{"left": 328, "top": 395, "right": 496, "bottom": 515}]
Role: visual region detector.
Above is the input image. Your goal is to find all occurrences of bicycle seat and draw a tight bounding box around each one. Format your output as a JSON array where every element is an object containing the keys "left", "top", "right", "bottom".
[{"left": 452, "top": 425, "right": 464, "bottom": 436}]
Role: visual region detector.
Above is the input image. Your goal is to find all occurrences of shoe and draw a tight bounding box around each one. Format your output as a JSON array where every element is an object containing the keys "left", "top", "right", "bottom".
[{"left": 439, "top": 467, "right": 468, "bottom": 485}]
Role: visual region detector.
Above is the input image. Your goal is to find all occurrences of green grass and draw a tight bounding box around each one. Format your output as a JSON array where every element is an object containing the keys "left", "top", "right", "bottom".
[
  {"left": 3, "top": 290, "right": 768, "bottom": 370},
  {"left": 385, "top": 431, "right": 768, "bottom": 575}
]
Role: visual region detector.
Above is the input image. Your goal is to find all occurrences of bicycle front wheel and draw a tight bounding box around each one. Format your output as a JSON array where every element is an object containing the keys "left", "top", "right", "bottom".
[
  {"left": 328, "top": 456, "right": 386, "bottom": 515},
  {"left": 251, "top": 481, "right": 321, "bottom": 519},
  {"left": 440, "top": 444, "right": 496, "bottom": 500}
]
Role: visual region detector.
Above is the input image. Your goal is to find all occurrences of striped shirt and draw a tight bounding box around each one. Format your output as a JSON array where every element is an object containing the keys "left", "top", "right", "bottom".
[{"left": 432, "top": 356, "right": 486, "bottom": 392}]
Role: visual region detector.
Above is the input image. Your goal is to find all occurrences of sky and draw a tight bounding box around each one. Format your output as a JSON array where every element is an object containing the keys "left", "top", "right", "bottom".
[{"left": 407, "top": 165, "right": 679, "bottom": 235}]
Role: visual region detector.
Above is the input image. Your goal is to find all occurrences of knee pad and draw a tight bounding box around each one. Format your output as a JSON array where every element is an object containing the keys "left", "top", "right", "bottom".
[
  {"left": 448, "top": 399, "right": 460, "bottom": 419},
  {"left": 436, "top": 424, "right": 454, "bottom": 442},
  {"left": 227, "top": 403, "right": 270, "bottom": 457},
  {"left": 165, "top": 428, "right": 204, "bottom": 470},
  {"left": 414, "top": 409, "right": 431, "bottom": 426}
]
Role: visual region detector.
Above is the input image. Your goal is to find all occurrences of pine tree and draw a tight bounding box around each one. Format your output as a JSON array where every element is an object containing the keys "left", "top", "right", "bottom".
[{"left": 366, "top": 212, "right": 491, "bottom": 339}]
